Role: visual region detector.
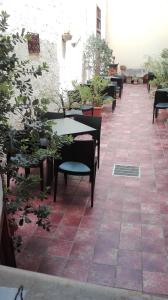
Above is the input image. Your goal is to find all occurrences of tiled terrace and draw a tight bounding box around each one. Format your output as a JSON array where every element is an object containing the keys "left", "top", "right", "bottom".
[{"left": 16, "top": 84, "right": 168, "bottom": 297}]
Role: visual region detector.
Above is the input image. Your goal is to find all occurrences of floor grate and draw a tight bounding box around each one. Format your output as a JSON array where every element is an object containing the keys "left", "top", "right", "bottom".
[{"left": 112, "top": 164, "right": 140, "bottom": 177}]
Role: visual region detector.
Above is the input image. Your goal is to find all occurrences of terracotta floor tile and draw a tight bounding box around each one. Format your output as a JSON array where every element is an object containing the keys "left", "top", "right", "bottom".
[
  {"left": 16, "top": 250, "right": 42, "bottom": 272},
  {"left": 122, "top": 212, "right": 141, "bottom": 224},
  {"left": 143, "top": 252, "right": 168, "bottom": 273},
  {"left": 60, "top": 215, "right": 82, "bottom": 227},
  {"left": 38, "top": 256, "right": 67, "bottom": 276},
  {"left": 93, "top": 244, "right": 118, "bottom": 265},
  {"left": 142, "top": 224, "right": 164, "bottom": 239},
  {"left": 116, "top": 267, "right": 142, "bottom": 291},
  {"left": 47, "top": 239, "right": 73, "bottom": 257},
  {"left": 69, "top": 241, "right": 95, "bottom": 260},
  {"left": 117, "top": 249, "right": 142, "bottom": 270},
  {"left": 87, "top": 263, "right": 116, "bottom": 287},
  {"left": 62, "top": 259, "right": 90, "bottom": 282},
  {"left": 142, "top": 238, "right": 166, "bottom": 254},
  {"left": 16, "top": 84, "right": 168, "bottom": 296},
  {"left": 54, "top": 225, "right": 78, "bottom": 241},
  {"left": 143, "top": 271, "right": 168, "bottom": 295},
  {"left": 119, "top": 236, "right": 142, "bottom": 251}
]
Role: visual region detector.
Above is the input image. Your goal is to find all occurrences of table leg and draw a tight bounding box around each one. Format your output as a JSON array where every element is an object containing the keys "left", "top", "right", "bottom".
[{"left": 46, "top": 157, "right": 53, "bottom": 188}]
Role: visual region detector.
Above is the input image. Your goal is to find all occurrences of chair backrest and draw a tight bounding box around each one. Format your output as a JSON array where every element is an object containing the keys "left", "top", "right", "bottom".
[
  {"left": 74, "top": 115, "right": 102, "bottom": 141},
  {"left": 44, "top": 112, "right": 64, "bottom": 120},
  {"left": 154, "top": 89, "right": 168, "bottom": 105},
  {"left": 59, "top": 140, "right": 96, "bottom": 169},
  {"left": 68, "top": 90, "right": 81, "bottom": 105}
]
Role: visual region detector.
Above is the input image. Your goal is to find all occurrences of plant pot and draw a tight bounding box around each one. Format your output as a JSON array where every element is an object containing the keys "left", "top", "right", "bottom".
[
  {"left": 62, "top": 32, "right": 72, "bottom": 42},
  {"left": 93, "top": 106, "right": 103, "bottom": 117}
]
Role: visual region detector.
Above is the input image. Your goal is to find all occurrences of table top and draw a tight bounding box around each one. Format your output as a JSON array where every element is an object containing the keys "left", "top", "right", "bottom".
[{"left": 51, "top": 118, "right": 96, "bottom": 136}]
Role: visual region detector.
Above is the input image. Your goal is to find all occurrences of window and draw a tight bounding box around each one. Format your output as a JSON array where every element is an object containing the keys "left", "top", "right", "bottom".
[
  {"left": 96, "top": 6, "right": 101, "bottom": 36},
  {"left": 27, "top": 33, "right": 40, "bottom": 54}
]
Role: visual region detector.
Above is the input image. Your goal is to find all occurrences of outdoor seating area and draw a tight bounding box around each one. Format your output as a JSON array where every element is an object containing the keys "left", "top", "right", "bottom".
[
  {"left": 2, "top": 3, "right": 168, "bottom": 299},
  {"left": 4, "top": 83, "right": 167, "bottom": 297}
]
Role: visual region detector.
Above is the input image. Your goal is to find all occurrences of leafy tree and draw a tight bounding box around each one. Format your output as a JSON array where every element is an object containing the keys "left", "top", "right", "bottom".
[
  {"left": 84, "top": 34, "right": 113, "bottom": 75},
  {"left": 144, "top": 48, "right": 168, "bottom": 87}
]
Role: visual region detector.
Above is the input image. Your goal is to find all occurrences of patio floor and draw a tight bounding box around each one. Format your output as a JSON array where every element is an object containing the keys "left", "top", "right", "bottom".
[{"left": 16, "top": 83, "right": 168, "bottom": 297}]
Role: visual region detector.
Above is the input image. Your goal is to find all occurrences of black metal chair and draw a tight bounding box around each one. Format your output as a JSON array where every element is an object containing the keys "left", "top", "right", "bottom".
[
  {"left": 67, "top": 90, "right": 94, "bottom": 116},
  {"left": 74, "top": 115, "right": 102, "bottom": 168},
  {"left": 110, "top": 75, "right": 123, "bottom": 98},
  {"left": 153, "top": 88, "right": 168, "bottom": 123},
  {"left": 59, "top": 94, "right": 83, "bottom": 118},
  {"left": 103, "top": 83, "right": 117, "bottom": 112},
  {"left": 6, "top": 130, "right": 45, "bottom": 191},
  {"left": 53, "top": 140, "right": 97, "bottom": 207},
  {"left": 147, "top": 72, "right": 156, "bottom": 92}
]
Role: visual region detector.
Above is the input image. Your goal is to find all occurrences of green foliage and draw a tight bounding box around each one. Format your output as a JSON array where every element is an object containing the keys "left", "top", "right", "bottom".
[
  {"left": 72, "top": 81, "right": 93, "bottom": 104},
  {"left": 144, "top": 48, "right": 168, "bottom": 87},
  {"left": 88, "top": 75, "right": 109, "bottom": 107},
  {"left": 84, "top": 34, "right": 113, "bottom": 75}
]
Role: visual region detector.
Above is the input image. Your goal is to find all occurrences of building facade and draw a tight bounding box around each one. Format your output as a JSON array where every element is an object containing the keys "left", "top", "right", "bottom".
[{"left": 0, "top": 0, "right": 107, "bottom": 111}]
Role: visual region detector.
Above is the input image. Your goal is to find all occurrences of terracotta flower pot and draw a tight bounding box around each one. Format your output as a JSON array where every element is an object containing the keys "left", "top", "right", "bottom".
[{"left": 93, "top": 106, "right": 103, "bottom": 117}]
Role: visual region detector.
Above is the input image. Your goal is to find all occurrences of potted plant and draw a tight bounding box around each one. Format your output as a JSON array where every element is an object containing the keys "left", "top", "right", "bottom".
[
  {"left": 84, "top": 34, "right": 113, "bottom": 75},
  {"left": 62, "top": 32, "right": 72, "bottom": 42},
  {"left": 88, "top": 75, "right": 109, "bottom": 116}
]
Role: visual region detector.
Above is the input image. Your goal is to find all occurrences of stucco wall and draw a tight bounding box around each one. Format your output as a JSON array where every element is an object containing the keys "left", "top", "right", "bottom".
[
  {"left": 106, "top": 0, "right": 168, "bottom": 69},
  {"left": 0, "top": 0, "right": 107, "bottom": 113}
]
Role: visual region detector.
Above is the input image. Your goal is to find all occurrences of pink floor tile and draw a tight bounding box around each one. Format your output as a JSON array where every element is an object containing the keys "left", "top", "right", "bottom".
[
  {"left": 143, "top": 271, "right": 168, "bottom": 295},
  {"left": 47, "top": 239, "right": 73, "bottom": 257},
  {"left": 87, "top": 263, "right": 116, "bottom": 287},
  {"left": 54, "top": 225, "right": 78, "bottom": 241},
  {"left": 116, "top": 267, "right": 142, "bottom": 291},
  {"left": 117, "top": 249, "right": 142, "bottom": 270},
  {"left": 38, "top": 256, "right": 67, "bottom": 276},
  {"left": 69, "top": 241, "right": 95, "bottom": 260},
  {"left": 143, "top": 252, "right": 168, "bottom": 273},
  {"left": 62, "top": 259, "right": 90, "bottom": 282}
]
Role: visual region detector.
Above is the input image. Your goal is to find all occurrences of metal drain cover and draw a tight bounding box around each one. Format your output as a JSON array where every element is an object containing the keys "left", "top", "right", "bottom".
[{"left": 113, "top": 164, "right": 140, "bottom": 177}]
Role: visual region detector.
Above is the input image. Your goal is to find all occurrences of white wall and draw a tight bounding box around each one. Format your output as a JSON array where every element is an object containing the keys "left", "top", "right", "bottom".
[
  {"left": 106, "top": 0, "right": 168, "bottom": 69},
  {"left": 0, "top": 0, "right": 107, "bottom": 112}
]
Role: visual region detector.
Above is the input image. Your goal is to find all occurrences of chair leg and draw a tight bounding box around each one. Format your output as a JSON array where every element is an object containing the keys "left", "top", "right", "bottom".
[
  {"left": 40, "top": 161, "right": 44, "bottom": 191},
  {"left": 64, "top": 173, "right": 68, "bottom": 185},
  {"left": 153, "top": 108, "right": 155, "bottom": 123},
  {"left": 25, "top": 168, "right": 30, "bottom": 178},
  {"left": 46, "top": 157, "right": 53, "bottom": 187},
  {"left": 54, "top": 171, "right": 58, "bottom": 202},
  {"left": 97, "top": 143, "right": 100, "bottom": 169},
  {"left": 90, "top": 173, "right": 95, "bottom": 207}
]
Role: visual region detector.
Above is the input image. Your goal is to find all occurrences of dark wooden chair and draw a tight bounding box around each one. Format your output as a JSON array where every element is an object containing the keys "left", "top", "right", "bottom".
[
  {"left": 74, "top": 115, "right": 102, "bottom": 168},
  {"left": 53, "top": 140, "right": 97, "bottom": 207},
  {"left": 153, "top": 88, "right": 168, "bottom": 123}
]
